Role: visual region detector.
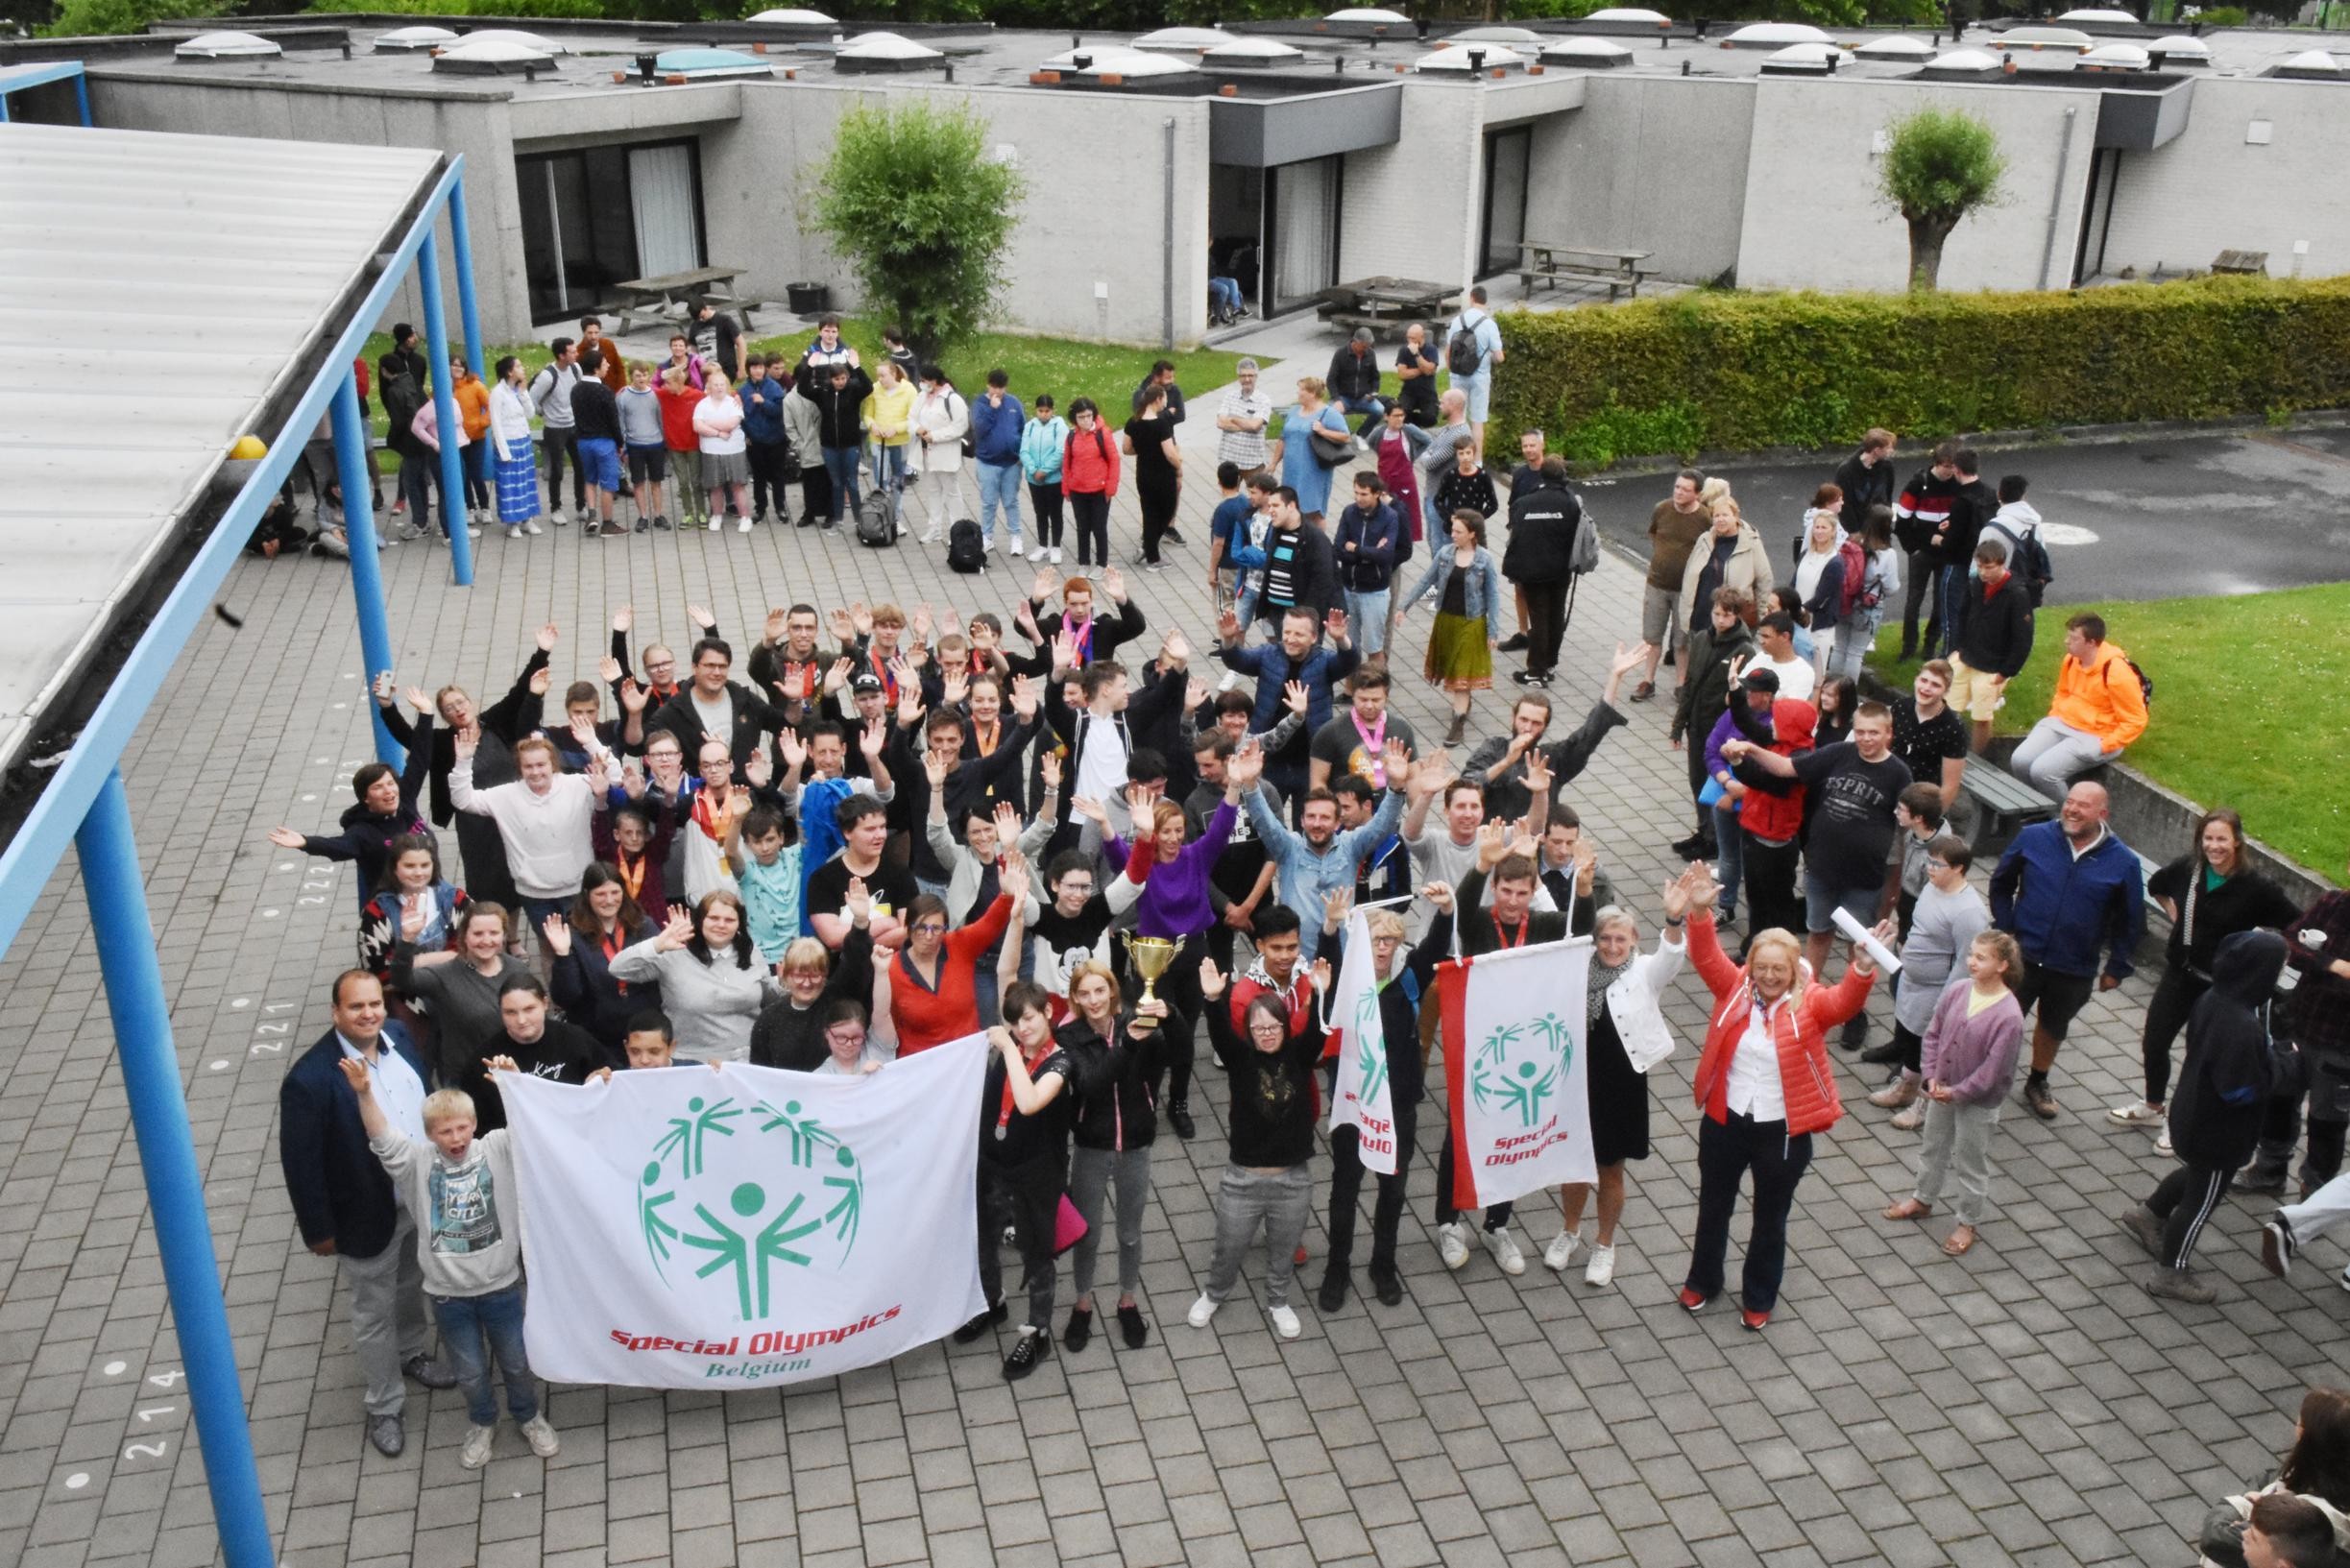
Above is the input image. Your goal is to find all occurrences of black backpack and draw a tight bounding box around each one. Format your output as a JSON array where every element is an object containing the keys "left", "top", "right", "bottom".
[
  {"left": 855, "top": 494, "right": 894, "bottom": 547},
  {"left": 946, "top": 517, "right": 986, "bottom": 574},
  {"left": 1446, "top": 313, "right": 1485, "bottom": 376},
  {"left": 2016, "top": 528, "right": 2055, "bottom": 607}
]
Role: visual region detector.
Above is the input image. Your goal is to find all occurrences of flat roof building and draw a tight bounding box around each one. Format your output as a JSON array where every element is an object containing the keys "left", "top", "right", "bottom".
[{"left": 9, "top": 10, "right": 2347, "bottom": 346}]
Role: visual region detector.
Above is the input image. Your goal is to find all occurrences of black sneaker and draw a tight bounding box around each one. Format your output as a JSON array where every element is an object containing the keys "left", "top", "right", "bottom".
[
  {"left": 2239, "top": 1169, "right": 2289, "bottom": 1196},
  {"left": 1496, "top": 633, "right": 1530, "bottom": 653},
  {"left": 2023, "top": 1080, "right": 2060, "bottom": 1122},
  {"left": 1167, "top": 1099, "right": 1197, "bottom": 1140},
  {"left": 402, "top": 1355, "right": 457, "bottom": 1390},
  {"left": 953, "top": 1300, "right": 1006, "bottom": 1343},
  {"left": 1062, "top": 1304, "right": 1093, "bottom": 1353},
  {"left": 634, "top": 518, "right": 649, "bottom": 534},
  {"left": 796, "top": 513, "right": 817, "bottom": 528},
  {"left": 1162, "top": 526, "right": 1187, "bottom": 546},
  {"left": 1317, "top": 1269, "right": 1349, "bottom": 1315},
  {"left": 652, "top": 516, "right": 672, "bottom": 531},
  {"left": 1859, "top": 1040, "right": 1904, "bottom": 1066},
  {"left": 1669, "top": 832, "right": 1707, "bottom": 859},
  {"left": 1003, "top": 1329, "right": 1050, "bottom": 1382},
  {"left": 1117, "top": 1303, "right": 1148, "bottom": 1349},
  {"left": 1511, "top": 669, "right": 1540, "bottom": 687},
  {"left": 1368, "top": 1265, "right": 1404, "bottom": 1307},
  {"left": 2264, "top": 1216, "right": 2297, "bottom": 1279}
]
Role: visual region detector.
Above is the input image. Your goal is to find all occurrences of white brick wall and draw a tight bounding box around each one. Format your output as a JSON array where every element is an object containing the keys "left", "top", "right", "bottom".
[{"left": 1530, "top": 72, "right": 1756, "bottom": 285}]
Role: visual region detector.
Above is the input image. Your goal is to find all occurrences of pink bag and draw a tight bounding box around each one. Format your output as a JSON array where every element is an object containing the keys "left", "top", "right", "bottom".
[{"left": 1053, "top": 1194, "right": 1089, "bottom": 1257}]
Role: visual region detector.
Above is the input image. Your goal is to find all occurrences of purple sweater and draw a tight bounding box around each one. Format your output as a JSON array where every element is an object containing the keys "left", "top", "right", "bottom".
[
  {"left": 1920, "top": 982, "right": 2024, "bottom": 1105},
  {"left": 1113, "top": 802, "right": 1237, "bottom": 940}
]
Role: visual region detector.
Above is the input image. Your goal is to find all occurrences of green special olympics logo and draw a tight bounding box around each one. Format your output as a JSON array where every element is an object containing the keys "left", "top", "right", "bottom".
[
  {"left": 1469, "top": 1013, "right": 1576, "bottom": 1128},
  {"left": 637, "top": 1096, "right": 865, "bottom": 1319}
]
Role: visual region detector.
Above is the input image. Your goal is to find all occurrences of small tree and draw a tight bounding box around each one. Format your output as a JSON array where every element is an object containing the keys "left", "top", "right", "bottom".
[
  {"left": 1878, "top": 107, "right": 2007, "bottom": 291},
  {"left": 811, "top": 99, "right": 1024, "bottom": 362}
]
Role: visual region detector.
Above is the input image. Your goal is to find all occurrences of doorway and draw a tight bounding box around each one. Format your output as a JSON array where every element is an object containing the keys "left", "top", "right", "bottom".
[
  {"left": 1265, "top": 155, "right": 1343, "bottom": 316},
  {"left": 1481, "top": 127, "right": 1531, "bottom": 277},
  {"left": 518, "top": 137, "right": 709, "bottom": 323}
]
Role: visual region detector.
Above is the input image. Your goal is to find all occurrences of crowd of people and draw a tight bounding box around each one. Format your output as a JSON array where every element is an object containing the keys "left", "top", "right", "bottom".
[{"left": 269, "top": 320, "right": 2346, "bottom": 1565}]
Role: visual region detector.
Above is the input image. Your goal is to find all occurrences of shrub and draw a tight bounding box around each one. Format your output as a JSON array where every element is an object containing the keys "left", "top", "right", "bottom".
[{"left": 1489, "top": 276, "right": 2350, "bottom": 467}]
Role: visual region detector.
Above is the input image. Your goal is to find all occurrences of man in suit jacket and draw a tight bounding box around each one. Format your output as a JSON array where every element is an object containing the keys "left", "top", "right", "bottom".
[
  {"left": 278, "top": 970, "right": 453, "bottom": 1457},
  {"left": 646, "top": 637, "right": 791, "bottom": 769}
]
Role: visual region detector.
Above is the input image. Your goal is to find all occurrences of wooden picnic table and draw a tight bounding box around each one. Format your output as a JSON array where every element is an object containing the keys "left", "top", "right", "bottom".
[
  {"left": 1314, "top": 276, "right": 1462, "bottom": 338},
  {"left": 611, "top": 265, "right": 759, "bottom": 334},
  {"left": 1518, "top": 241, "right": 1654, "bottom": 301}
]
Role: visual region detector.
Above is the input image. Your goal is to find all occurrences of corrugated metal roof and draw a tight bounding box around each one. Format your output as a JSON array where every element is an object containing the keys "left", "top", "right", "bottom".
[{"left": 0, "top": 121, "right": 442, "bottom": 771}]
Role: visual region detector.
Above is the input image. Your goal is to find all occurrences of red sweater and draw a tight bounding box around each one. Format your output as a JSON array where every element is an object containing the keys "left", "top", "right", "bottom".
[
  {"left": 656, "top": 382, "right": 701, "bottom": 452},
  {"left": 888, "top": 893, "right": 1014, "bottom": 1055},
  {"left": 1062, "top": 422, "right": 1121, "bottom": 496},
  {"left": 1685, "top": 912, "right": 1872, "bottom": 1137}
]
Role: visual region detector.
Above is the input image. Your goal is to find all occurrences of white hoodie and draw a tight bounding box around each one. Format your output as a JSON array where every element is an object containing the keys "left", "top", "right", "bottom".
[{"left": 1977, "top": 499, "right": 2043, "bottom": 569}]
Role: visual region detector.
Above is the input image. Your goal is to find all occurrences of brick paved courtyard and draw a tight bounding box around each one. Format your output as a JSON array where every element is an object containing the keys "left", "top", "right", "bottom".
[{"left": 0, "top": 354, "right": 2343, "bottom": 1568}]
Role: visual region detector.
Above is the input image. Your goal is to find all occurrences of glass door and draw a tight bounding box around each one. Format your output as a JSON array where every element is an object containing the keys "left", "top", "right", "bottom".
[
  {"left": 1481, "top": 127, "right": 1531, "bottom": 277},
  {"left": 1265, "top": 155, "right": 1342, "bottom": 317}
]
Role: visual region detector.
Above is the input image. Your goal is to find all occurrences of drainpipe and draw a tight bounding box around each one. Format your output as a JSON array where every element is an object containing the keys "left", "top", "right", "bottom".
[
  {"left": 2039, "top": 104, "right": 2077, "bottom": 289},
  {"left": 1162, "top": 116, "right": 1176, "bottom": 350}
]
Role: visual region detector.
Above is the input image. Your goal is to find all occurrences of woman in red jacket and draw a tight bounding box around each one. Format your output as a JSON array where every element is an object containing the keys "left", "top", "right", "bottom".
[
  {"left": 1676, "top": 864, "right": 1888, "bottom": 1329},
  {"left": 878, "top": 851, "right": 1024, "bottom": 1054},
  {"left": 1060, "top": 398, "right": 1122, "bottom": 570}
]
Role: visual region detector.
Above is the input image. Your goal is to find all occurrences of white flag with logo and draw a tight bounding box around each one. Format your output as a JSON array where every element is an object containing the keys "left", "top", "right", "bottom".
[
  {"left": 500, "top": 1035, "right": 988, "bottom": 1390},
  {"left": 1439, "top": 937, "right": 1595, "bottom": 1208},
  {"left": 1326, "top": 907, "right": 1402, "bottom": 1174}
]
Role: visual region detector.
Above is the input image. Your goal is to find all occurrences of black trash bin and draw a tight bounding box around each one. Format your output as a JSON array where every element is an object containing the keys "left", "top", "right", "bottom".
[{"left": 786, "top": 281, "right": 830, "bottom": 316}]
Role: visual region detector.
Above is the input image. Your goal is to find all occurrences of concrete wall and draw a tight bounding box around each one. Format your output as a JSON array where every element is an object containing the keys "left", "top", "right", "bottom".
[
  {"left": 89, "top": 75, "right": 530, "bottom": 342},
  {"left": 1529, "top": 72, "right": 1755, "bottom": 286},
  {"left": 2098, "top": 76, "right": 2350, "bottom": 281},
  {"left": 1339, "top": 79, "right": 1486, "bottom": 291},
  {"left": 1735, "top": 76, "right": 2098, "bottom": 294}
]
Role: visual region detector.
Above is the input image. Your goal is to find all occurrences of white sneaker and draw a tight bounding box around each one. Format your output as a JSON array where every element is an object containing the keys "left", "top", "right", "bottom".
[
  {"left": 1585, "top": 1243, "right": 1617, "bottom": 1288},
  {"left": 503, "top": 525, "right": 521, "bottom": 540},
  {"left": 737, "top": 516, "right": 753, "bottom": 533},
  {"left": 1268, "top": 1304, "right": 1301, "bottom": 1339},
  {"left": 466, "top": 527, "right": 482, "bottom": 540},
  {"left": 1186, "top": 1292, "right": 1220, "bottom": 1329},
  {"left": 920, "top": 525, "right": 942, "bottom": 545},
  {"left": 1484, "top": 1225, "right": 1527, "bottom": 1276},
  {"left": 522, "top": 519, "right": 544, "bottom": 537},
  {"left": 1542, "top": 1229, "right": 1584, "bottom": 1273},
  {"left": 1050, "top": 546, "right": 1062, "bottom": 566},
  {"left": 707, "top": 516, "right": 721, "bottom": 532},
  {"left": 1438, "top": 1220, "right": 1471, "bottom": 1271},
  {"left": 521, "top": 1415, "right": 559, "bottom": 1459},
  {"left": 459, "top": 1424, "right": 496, "bottom": 1470},
  {"left": 1010, "top": 539, "right": 1026, "bottom": 557},
  {"left": 2155, "top": 1129, "right": 2174, "bottom": 1156},
  {"left": 2108, "top": 1099, "right": 2167, "bottom": 1125}
]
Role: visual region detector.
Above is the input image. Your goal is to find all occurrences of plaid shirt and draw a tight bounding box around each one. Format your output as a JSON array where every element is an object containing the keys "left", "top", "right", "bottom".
[
  {"left": 2289, "top": 891, "right": 2350, "bottom": 1061},
  {"left": 1217, "top": 388, "right": 1272, "bottom": 469}
]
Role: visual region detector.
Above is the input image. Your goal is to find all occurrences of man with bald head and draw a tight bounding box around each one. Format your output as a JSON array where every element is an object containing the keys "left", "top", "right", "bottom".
[
  {"left": 1413, "top": 388, "right": 1473, "bottom": 543},
  {"left": 1989, "top": 781, "right": 2146, "bottom": 1121}
]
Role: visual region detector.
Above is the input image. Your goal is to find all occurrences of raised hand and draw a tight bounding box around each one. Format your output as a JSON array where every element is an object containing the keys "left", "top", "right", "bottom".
[
  {"left": 777, "top": 728, "right": 807, "bottom": 776},
  {"left": 895, "top": 686, "right": 924, "bottom": 730},
  {"left": 612, "top": 604, "right": 634, "bottom": 635},
  {"left": 400, "top": 895, "right": 432, "bottom": 942},
  {"left": 765, "top": 607, "right": 789, "bottom": 645},
  {"left": 336, "top": 1056, "right": 371, "bottom": 1092},
  {"left": 1052, "top": 628, "right": 1079, "bottom": 675},
  {"left": 1324, "top": 606, "right": 1349, "bottom": 643},
  {"left": 994, "top": 802, "right": 1022, "bottom": 842},
  {"left": 266, "top": 825, "right": 304, "bottom": 849},
  {"left": 1217, "top": 608, "right": 1243, "bottom": 644},
  {"left": 828, "top": 606, "right": 856, "bottom": 643},
  {"left": 1030, "top": 566, "right": 1057, "bottom": 605},
  {"left": 998, "top": 843, "right": 1029, "bottom": 888},
  {"left": 744, "top": 748, "right": 772, "bottom": 789},
  {"left": 1185, "top": 675, "right": 1210, "bottom": 713},
  {"left": 1009, "top": 675, "right": 1040, "bottom": 722},
  {"left": 844, "top": 875, "right": 871, "bottom": 926},
  {"left": 453, "top": 728, "right": 479, "bottom": 761},
  {"left": 1422, "top": 880, "right": 1455, "bottom": 914},
  {"left": 570, "top": 714, "right": 599, "bottom": 752},
  {"left": 1322, "top": 886, "right": 1353, "bottom": 927},
  {"left": 1100, "top": 566, "right": 1127, "bottom": 602},
  {"left": 924, "top": 748, "right": 950, "bottom": 789},
  {"left": 688, "top": 603, "right": 715, "bottom": 633},
  {"left": 824, "top": 656, "right": 854, "bottom": 694},
  {"left": 1015, "top": 597, "right": 1043, "bottom": 645},
  {"left": 911, "top": 602, "right": 934, "bottom": 643},
  {"left": 1522, "top": 749, "right": 1552, "bottom": 797},
  {"left": 1284, "top": 679, "right": 1310, "bottom": 715},
  {"left": 1125, "top": 781, "right": 1155, "bottom": 827},
  {"left": 542, "top": 913, "right": 572, "bottom": 956},
  {"left": 1410, "top": 753, "right": 1452, "bottom": 796},
  {"left": 1660, "top": 871, "right": 1692, "bottom": 923},
  {"left": 1381, "top": 735, "right": 1412, "bottom": 782},
  {"left": 860, "top": 718, "right": 886, "bottom": 759},
  {"left": 536, "top": 621, "right": 560, "bottom": 653},
  {"left": 655, "top": 907, "right": 694, "bottom": 951},
  {"left": 619, "top": 678, "right": 648, "bottom": 715},
  {"left": 941, "top": 607, "right": 964, "bottom": 639},
  {"left": 527, "top": 666, "right": 552, "bottom": 697},
  {"left": 850, "top": 602, "right": 874, "bottom": 639},
  {"left": 1070, "top": 795, "right": 1111, "bottom": 829},
  {"left": 1226, "top": 745, "right": 1265, "bottom": 791},
  {"left": 943, "top": 669, "right": 970, "bottom": 708},
  {"left": 373, "top": 670, "right": 398, "bottom": 706},
  {"left": 1311, "top": 956, "right": 1334, "bottom": 994},
  {"left": 1162, "top": 629, "right": 1190, "bottom": 666},
  {"left": 1611, "top": 639, "right": 1651, "bottom": 678},
  {"left": 405, "top": 685, "right": 434, "bottom": 715},
  {"left": 599, "top": 655, "right": 624, "bottom": 686},
  {"left": 1039, "top": 749, "right": 1062, "bottom": 792},
  {"left": 1198, "top": 957, "right": 1228, "bottom": 1001}
]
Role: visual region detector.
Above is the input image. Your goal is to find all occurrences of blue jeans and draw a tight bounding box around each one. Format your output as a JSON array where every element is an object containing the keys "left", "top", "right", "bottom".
[
  {"left": 1711, "top": 802, "right": 1744, "bottom": 917},
  {"left": 1934, "top": 566, "right": 1964, "bottom": 659},
  {"left": 870, "top": 442, "right": 909, "bottom": 499},
  {"left": 976, "top": 461, "right": 1022, "bottom": 543},
  {"left": 821, "top": 445, "right": 861, "bottom": 521},
  {"left": 1344, "top": 587, "right": 1391, "bottom": 657},
  {"left": 1209, "top": 277, "right": 1242, "bottom": 317},
  {"left": 433, "top": 1283, "right": 538, "bottom": 1428}
]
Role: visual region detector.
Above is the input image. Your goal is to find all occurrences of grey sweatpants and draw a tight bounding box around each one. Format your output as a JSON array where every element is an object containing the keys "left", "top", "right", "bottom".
[
  {"left": 2010, "top": 717, "right": 2118, "bottom": 803},
  {"left": 1068, "top": 1144, "right": 1152, "bottom": 1300},
  {"left": 2279, "top": 1171, "right": 2350, "bottom": 1249},
  {"left": 1202, "top": 1164, "right": 1313, "bottom": 1309},
  {"left": 341, "top": 1210, "right": 430, "bottom": 1416},
  {"left": 1911, "top": 1098, "right": 2000, "bottom": 1226}
]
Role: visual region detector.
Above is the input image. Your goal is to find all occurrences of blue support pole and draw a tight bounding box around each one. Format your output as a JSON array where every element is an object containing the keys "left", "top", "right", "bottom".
[
  {"left": 75, "top": 771, "right": 276, "bottom": 1568},
  {"left": 331, "top": 377, "right": 404, "bottom": 769},
  {"left": 73, "top": 73, "right": 92, "bottom": 127},
  {"left": 416, "top": 229, "right": 476, "bottom": 587},
  {"left": 448, "top": 165, "right": 487, "bottom": 384}
]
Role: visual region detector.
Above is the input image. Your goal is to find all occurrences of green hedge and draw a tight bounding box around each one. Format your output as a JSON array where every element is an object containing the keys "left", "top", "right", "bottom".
[{"left": 1488, "top": 277, "right": 2350, "bottom": 467}]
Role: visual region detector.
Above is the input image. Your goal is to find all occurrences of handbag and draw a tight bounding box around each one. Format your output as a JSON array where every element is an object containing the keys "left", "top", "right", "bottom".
[
  {"left": 1698, "top": 775, "right": 1728, "bottom": 809},
  {"left": 2194, "top": 1501, "right": 2248, "bottom": 1568},
  {"left": 1053, "top": 1194, "right": 1089, "bottom": 1257},
  {"left": 1309, "top": 416, "right": 1353, "bottom": 468}
]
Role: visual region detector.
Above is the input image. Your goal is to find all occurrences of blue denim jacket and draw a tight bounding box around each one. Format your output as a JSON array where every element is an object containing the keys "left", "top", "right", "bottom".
[{"left": 1400, "top": 545, "right": 1504, "bottom": 624}]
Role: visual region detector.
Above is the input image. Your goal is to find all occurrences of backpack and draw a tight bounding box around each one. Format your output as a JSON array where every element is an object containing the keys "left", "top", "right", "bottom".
[
  {"left": 1568, "top": 506, "right": 1600, "bottom": 576},
  {"left": 2015, "top": 527, "right": 2055, "bottom": 607},
  {"left": 855, "top": 493, "right": 895, "bottom": 547},
  {"left": 1446, "top": 313, "right": 1485, "bottom": 377},
  {"left": 1834, "top": 536, "right": 1872, "bottom": 620},
  {"left": 946, "top": 517, "right": 986, "bottom": 574},
  {"left": 2107, "top": 654, "right": 2154, "bottom": 707}
]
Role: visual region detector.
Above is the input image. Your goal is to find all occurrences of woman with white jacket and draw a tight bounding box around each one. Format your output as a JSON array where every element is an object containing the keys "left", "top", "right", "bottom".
[
  {"left": 486, "top": 354, "right": 543, "bottom": 536},
  {"left": 1544, "top": 869, "right": 1696, "bottom": 1288},
  {"left": 910, "top": 366, "right": 972, "bottom": 546}
]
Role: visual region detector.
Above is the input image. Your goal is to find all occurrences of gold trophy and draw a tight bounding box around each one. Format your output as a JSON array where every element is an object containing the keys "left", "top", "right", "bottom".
[{"left": 1122, "top": 934, "right": 1179, "bottom": 1034}]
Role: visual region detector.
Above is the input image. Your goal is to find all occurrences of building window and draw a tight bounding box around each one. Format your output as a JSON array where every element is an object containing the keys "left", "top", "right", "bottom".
[
  {"left": 517, "top": 137, "right": 708, "bottom": 324},
  {"left": 1265, "top": 155, "right": 1343, "bottom": 316},
  {"left": 1480, "top": 127, "right": 1531, "bottom": 278}
]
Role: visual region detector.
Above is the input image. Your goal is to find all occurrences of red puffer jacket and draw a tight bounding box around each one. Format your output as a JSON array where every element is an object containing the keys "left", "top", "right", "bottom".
[
  {"left": 1736, "top": 697, "right": 1815, "bottom": 843},
  {"left": 1685, "top": 911, "right": 1873, "bottom": 1137}
]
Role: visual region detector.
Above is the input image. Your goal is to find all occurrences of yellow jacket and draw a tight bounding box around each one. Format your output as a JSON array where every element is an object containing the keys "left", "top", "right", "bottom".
[
  {"left": 862, "top": 379, "right": 915, "bottom": 447},
  {"left": 2047, "top": 639, "right": 2147, "bottom": 751}
]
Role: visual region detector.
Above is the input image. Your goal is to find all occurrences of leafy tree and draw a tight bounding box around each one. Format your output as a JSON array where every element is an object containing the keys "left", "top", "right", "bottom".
[
  {"left": 810, "top": 99, "right": 1024, "bottom": 362},
  {"left": 1878, "top": 106, "right": 2006, "bottom": 291},
  {"left": 44, "top": 0, "right": 219, "bottom": 35}
]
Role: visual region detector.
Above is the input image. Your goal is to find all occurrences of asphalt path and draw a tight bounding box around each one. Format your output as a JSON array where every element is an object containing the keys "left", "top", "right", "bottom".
[{"left": 1576, "top": 428, "right": 2350, "bottom": 605}]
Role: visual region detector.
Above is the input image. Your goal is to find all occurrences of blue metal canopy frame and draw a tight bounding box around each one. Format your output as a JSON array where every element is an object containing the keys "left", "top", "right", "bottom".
[
  {"left": 0, "top": 97, "right": 487, "bottom": 1567},
  {"left": 0, "top": 60, "right": 93, "bottom": 126}
]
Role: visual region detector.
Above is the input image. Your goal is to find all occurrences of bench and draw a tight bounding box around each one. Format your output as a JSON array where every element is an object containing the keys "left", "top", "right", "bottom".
[
  {"left": 611, "top": 266, "right": 759, "bottom": 335},
  {"left": 1960, "top": 760, "right": 2058, "bottom": 854},
  {"left": 2211, "top": 249, "right": 2268, "bottom": 277},
  {"left": 1518, "top": 242, "right": 1654, "bottom": 302}
]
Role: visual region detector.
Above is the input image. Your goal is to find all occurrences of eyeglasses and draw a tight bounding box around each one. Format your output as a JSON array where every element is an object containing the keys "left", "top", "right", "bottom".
[{"left": 911, "top": 923, "right": 948, "bottom": 937}]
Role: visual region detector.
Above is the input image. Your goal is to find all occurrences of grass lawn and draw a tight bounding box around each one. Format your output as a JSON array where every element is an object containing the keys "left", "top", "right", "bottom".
[
  {"left": 356, "top": 324, "right": 1245, "bottom": 466},
  {"left": 1866, "top": 582, "right": 2350, "bottom": 881}
]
